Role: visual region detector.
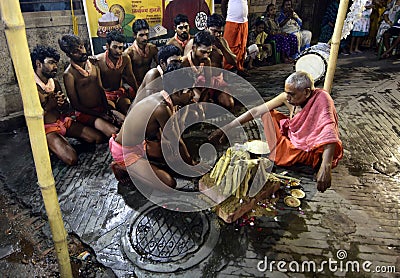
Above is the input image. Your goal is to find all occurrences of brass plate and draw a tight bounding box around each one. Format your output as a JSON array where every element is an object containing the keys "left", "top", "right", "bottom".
[
  {"left": 290, "top": 189, "right": 305, "bottom": 199},
  {"left": 284, "top": 196, "right": 301, "bottom": 208}
]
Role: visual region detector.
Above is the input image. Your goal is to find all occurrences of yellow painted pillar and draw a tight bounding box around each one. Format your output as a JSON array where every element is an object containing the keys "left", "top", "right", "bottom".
[{"left": 324, "top": 0, "right": 350, "bottom": 93}]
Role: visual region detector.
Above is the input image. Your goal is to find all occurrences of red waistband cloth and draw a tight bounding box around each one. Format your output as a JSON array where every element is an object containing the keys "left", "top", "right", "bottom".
[
  {"left": 105, "top": 87, "right": 127, "bottom": 102},
  {"left": 44, "top": 117, "right": 73, "bottom": 136},
  {"left": 261, "top": 89, "right": 343, "bottom": 168},
  {"left": 75, "top": 106, "right": 105, "bottom": 125}
]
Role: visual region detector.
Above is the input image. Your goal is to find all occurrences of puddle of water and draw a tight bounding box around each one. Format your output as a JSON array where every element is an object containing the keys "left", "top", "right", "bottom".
[
  {"left": 201, "top": 224, "right": 248, "bottom": 277},
  {"left": 4, "top": 237, "right": 33, "bottom": 263}
]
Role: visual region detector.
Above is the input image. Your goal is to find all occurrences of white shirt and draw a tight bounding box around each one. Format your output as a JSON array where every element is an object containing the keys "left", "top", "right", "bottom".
[{"left": 226, "top": 0, "right": 248, "bottom": 23}]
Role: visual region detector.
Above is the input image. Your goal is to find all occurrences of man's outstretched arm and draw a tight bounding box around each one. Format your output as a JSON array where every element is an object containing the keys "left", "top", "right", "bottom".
[{"left": 208, "top": 92, "right": 287, "bottom": 143}]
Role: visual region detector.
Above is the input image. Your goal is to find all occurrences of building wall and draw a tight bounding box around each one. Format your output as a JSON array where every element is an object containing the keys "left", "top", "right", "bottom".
[{"left": 0, "top": 10, "right": 88, "bottom": 127}]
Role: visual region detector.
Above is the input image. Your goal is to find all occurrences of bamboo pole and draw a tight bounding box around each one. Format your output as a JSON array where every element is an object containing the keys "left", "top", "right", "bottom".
[
  {"left": 323, "top": 0, "right": 350, "bottom": 93},
  {"left": 0, "top": 1, "right": 72, "bottom": 277},
  {"left": 70, "top": 0, "right": 78, "bottom": 35}
]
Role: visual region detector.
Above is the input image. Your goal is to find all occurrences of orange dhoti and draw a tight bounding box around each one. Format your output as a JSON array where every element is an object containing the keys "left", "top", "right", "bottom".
[
  {"left": 262, "top": 110, "right": 324, "bottom": 168},
  {"left": 223, "top": 21, "right": 248, "bottom": 71},
  {"left": 44, "top": 117, "right": 73, "bottom": 136}
]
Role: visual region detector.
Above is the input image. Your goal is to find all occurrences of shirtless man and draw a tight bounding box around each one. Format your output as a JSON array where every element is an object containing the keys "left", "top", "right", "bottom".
[
  {"left": 95, "top": 30, "right": 138, "bottom": 115},
  {"left": 181, "top": 30, "right": 213, "bottom": 101},
  {"left": 166, "top": 14, "right": 191, "bottom": 55},
  {"left": 185, "top": 13, "right": 236, "bottom": 111},
  {"left": 134, "top": 44, "right": 182, "bottom": 104},
  {"left": 179, "top": 31, "right": 214, "bottom": 123},
  {"left": 109, "top": 64, "right": 199, "bottom": 190},
  {"left": 125, "top": 19, "right": 158, "bottom": 85},
  {"left": 31, "top": 45, "right": 103, "bottom": 165},
  {"left": 58, "top": 34, "right": 122, "bottom": 138}
]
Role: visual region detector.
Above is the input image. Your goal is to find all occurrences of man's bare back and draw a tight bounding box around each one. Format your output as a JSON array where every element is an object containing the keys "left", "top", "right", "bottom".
[
  {"left": 116, "top": 92, "right": 169, "bottom": 145},
  {"left": 134, "top": 68, "right": 163, "bottom": 104}
]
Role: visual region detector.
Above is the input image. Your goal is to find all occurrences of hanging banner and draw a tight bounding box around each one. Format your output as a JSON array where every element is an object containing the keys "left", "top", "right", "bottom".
[{"left": 83, "top": 0, "right": 213, "bottom": 54}]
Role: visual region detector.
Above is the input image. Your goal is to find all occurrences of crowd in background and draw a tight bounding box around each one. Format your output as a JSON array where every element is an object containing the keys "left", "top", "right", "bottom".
[{"left": 245, "top": 0, "right": 400, "bottom": 71}]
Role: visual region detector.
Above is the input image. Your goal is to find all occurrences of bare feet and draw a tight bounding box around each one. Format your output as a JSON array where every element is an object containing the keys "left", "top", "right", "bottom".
[{"left": 111, "top": 162, "right": 133, "bottom": 184}]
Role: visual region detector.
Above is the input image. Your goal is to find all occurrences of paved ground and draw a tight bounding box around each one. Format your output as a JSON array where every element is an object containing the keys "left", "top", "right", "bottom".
[{"left": 0, "top": 50, "right": 399, "bottom": 277}]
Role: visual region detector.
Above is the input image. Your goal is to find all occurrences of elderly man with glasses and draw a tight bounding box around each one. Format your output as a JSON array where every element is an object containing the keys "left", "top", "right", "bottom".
[{"left": 209, "top": 71, "right": 344, "bottom": 193}]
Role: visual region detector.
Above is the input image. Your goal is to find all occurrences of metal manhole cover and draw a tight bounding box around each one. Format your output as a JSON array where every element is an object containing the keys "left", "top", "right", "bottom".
[{"left": 122, "top": 202, "right": 220, "bottom": 272}]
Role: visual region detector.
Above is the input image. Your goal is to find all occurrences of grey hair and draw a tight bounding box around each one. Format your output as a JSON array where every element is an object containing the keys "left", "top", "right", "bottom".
[{"left": 285, "top": 71, "right": 315, "bottom": 90}]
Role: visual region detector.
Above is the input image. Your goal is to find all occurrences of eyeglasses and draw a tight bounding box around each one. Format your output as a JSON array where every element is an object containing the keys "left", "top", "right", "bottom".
[{"left": 177, "top": 24, "right": 189, "bottom": 30}]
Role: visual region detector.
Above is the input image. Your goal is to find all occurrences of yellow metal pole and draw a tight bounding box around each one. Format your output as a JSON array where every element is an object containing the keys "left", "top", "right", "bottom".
[
  {"left": 70, "top": 0, "right": 78, "bottom": 35},
  {"left": 0, "top": 1, "right": 72, "bottom": 277},
  {"left": 323, "top": 0, "right": 350, "bottom": 93}
]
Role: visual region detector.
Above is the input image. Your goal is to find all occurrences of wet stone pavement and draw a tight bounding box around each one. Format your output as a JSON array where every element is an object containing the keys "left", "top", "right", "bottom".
[{"left": 0, "top": 50, "right": 399, "bottom": 277}]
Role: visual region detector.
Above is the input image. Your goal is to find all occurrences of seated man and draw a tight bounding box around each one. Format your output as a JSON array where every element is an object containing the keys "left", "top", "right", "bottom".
[
  {"left": 209, "top": 71, "right": 343, "bottom": 192},
  {"left": 181, "top": 31, "right": 214, "bottom": 123},
  {"left": 134, "top": 44, "right": 182, "bottom": 105},
  {"left": 109, "top": 64, "right": 199, "bottom": 190},
  {"left": 182, "top": 31, "right": 213, "bottom": 100},
  {"left": 184, "top": 13, "right": 236, "bottom": 111},
  {"left": 166, "top": 14, "right": 191, "bottom": 55},
  {"left": 31, "top": 45, "right": 103, "bottom": 165},
  {"left": 95, "top": 30, "right": 138, "bottom": 115},
  {"left": 381, "top": 13, "right": 400, "bottom": 58},
  {"left": 59, "top": 34, "right": 123, "bottom": 138},
  {"left": 125, "top": 19, "right": 158, "bottom": 85}
]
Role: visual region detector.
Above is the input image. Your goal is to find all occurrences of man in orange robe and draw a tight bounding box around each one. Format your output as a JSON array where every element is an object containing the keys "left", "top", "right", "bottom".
[
  {"left": 209, "top": 71, "right": 343, "bottom": 192},
  {"left": 221, "top": 0, "right": 249, "bottom": 76}
]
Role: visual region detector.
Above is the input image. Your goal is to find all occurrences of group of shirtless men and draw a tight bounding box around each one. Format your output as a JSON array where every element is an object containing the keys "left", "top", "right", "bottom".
[
  {"left": 32, "top": 13, "right": 238, "bottom": 190},
  {"left": 33, "top": 10, "right": 343, "bottom": 193}
]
